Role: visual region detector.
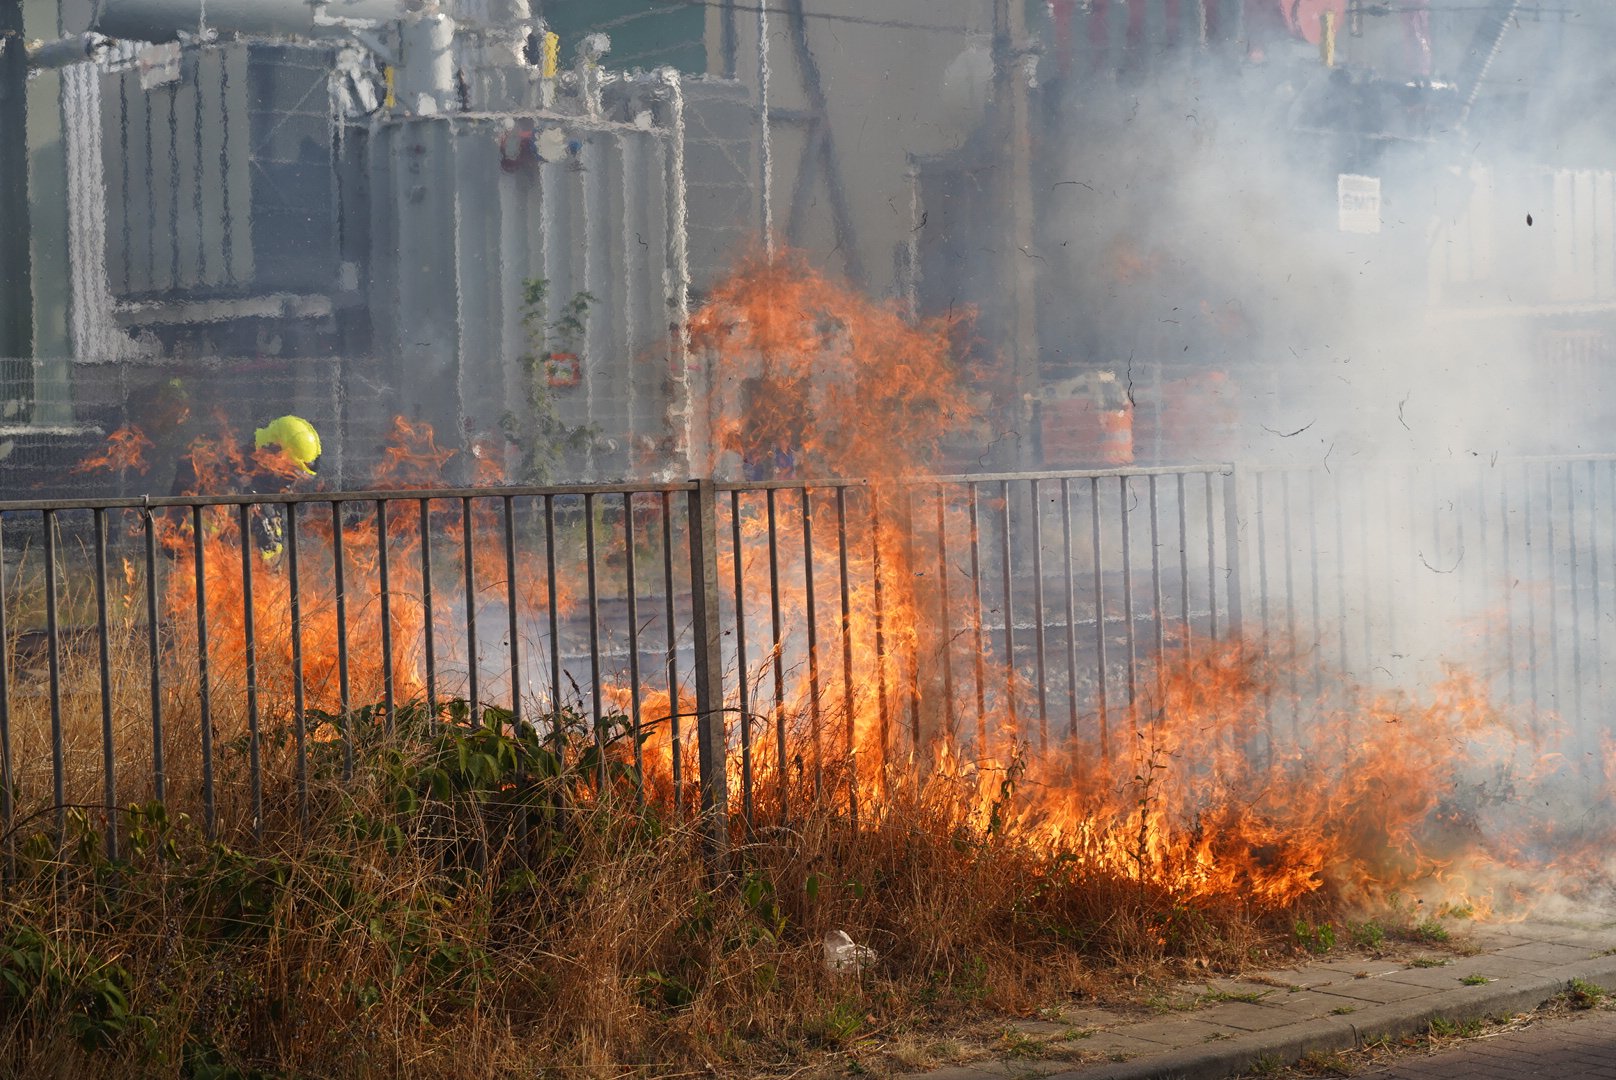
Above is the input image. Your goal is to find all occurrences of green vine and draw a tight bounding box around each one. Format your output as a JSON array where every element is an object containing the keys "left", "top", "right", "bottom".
[{"left": 502, "top": 278, "right": 599, "bottom": 483}]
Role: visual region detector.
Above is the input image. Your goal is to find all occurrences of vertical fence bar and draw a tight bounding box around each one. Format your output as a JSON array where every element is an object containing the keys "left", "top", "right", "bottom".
[
  {"left": 935, "top": 485, "right": 956, "bottom": 741},
  {"left": 999, "top": 479, "right": 1018, "bottom": 737},
  {"left": 191, "top": 504, "right": 215, "bottom": 839},
  {"left": 1147, "top": 475, "right": 1165, "bottom": 698},
  {"left": 1222, "top": 468, "right": 1244, "bottom": 636},
  {"left": 1176, "top": 474, "right": 1191, "bottom": 644},
  {"left": 1119, "top": 475, "right": 1137, "bottom": 708},
  {"left": 462, "top": 497, "right": 481, "bottom": 723},
  {"left": 802, "top": 486, "right": 824, "bottom": 792},
  {"left": 766, "top": 488, "right": 787, "bottom": 814},
  {"left": 835, "top": 486, "right": 857, "bottom": 826},
  {"left": 44, "top": 510, "right": 65, "bottom": 842},
  {"left": 142, "top": 508, "right": 164, "bottom": 805},
  {"left": 1333, "top": 470, "right": 1349, "bottom": 676},
  {"left": 1500, "top": 466, "right": 1517, "bottom": 708},
  {"left": 869, "top": 489, "right": 891, "bottom": 767},
  {"left": 1090, "top": 477, "right": 1109, "bottom": 755},
  {"left": 584, "top": 493, "right": 604, "bottom": 790},
  {"left": 502, "top": 496, "right": 521, "bottom": 729},
  {"left": 660, "top": 491, "right": 682, "bottom": 810},
  {"left": 968, "top": 483, "right": 988, "bottom": 748},
  {"left": 93, "top": 509, "right": 118, "bottom": 860},
  {"left": 1544, "top": 463, "right": 1563, "bottom": 717},
  {"left": 1588, "top": 461, "right": 1604, "bottom": 722},
  {"left": 237, "top": 504, "right": 262, "bottom": 838},
  {"left": 624, "top": 494, "right": 645, "bottom": 803},
  {"left": 1564, "top": 464, "right": 1584, "bottom": 728},
  {"left": 0, "top": 514, "right": 11, "bottom": 871},
  {"left": 1280, "top": 470, "right": 1299, "bottom": 726},
  {"left": 1030, "top": 480, "right": 1049, "bottom": 752},
  {"left": 332, "top": 502, "right": 353, "bottom": 780},
  {"left": 286, "top": 505, "right": 307, "bottom": 822},
  {"left": 419, "top": 499, "right": 438, "bottom": 714},
  {"left": 377, "top": 500, "right": 396, "bottom": 732},
  {"left": 548, "top": 494, "right": 563, "bottom": 728},
  {"left": 1524, "top": 464, "right": 1541, "bottom": 720},
  {"left": 902, "top": 486, "right": 921, "bottom": 753},
  {"left": 1204, "top": 473, "right": 1219, "bottom": 640},
  {"left": 1307, "top": 470, "right": 1323, "bottom": 701},
  {"left": 729, "top": 489, "right": 754, "bottom": 825},
  {"left": 688, "top": 479, "right": 729, "bottom": 859},
  {"left": 1060, "top": 479, "right": 1079, "bottom": 741}
]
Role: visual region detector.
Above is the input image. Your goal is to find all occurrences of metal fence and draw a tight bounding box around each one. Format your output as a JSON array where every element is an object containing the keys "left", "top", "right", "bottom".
[{"left": 1, "top": 457, "right": 1609, "bottom": 858}]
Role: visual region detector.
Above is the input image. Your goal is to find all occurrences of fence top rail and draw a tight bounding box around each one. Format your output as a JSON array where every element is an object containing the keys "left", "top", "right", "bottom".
[
  {"left": 0, "top": 465, "right": 1245, "bottom": 514},
  {"left": 0, "top": 481, "right": 703, "bottom": 514},
  {"left": 1242, "top": 452, "right": 1616, "bottom": 475},
  {"left": 716, "top": 464, "right": 1236, "bottom": 493}
]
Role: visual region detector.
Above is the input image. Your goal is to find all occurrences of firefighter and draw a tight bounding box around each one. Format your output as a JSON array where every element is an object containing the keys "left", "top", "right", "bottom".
[{"left": 170, "top": 414, "right": 322, "bottom": 561}]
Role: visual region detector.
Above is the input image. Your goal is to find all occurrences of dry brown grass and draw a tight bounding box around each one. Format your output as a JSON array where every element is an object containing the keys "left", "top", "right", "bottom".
[{"left": 0, "top": 561, "right": 1315, "bottom": 1079}]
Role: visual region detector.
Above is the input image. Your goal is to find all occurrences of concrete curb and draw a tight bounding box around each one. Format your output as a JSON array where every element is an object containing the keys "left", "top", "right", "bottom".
[{"left": 1042, "top": 953, "right": 1616, "bottom": 1080}]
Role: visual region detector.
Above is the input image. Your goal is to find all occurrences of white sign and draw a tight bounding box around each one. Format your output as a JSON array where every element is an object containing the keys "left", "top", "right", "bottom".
[{"left": 1338, "top": 174, "right": 1381, "bottom": 234}]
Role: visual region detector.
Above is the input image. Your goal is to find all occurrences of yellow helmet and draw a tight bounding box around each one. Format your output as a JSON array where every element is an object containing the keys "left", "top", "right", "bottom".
[{"left": 254, "top": 415, "right": 322, "bottom": 474}]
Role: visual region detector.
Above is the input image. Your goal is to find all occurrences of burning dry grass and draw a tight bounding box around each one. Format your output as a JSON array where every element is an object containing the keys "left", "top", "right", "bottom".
[{"left": 0, "top": 605, "right": 1606, "bottom": 1077}]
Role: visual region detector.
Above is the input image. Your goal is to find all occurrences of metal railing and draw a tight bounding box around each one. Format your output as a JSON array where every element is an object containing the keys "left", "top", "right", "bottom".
[
  {"left": 4, "top": 456, "right": 1609, "bottom": 859},
  {"left": 0, "top": 465, "right": 1240, "bottom": 854}
]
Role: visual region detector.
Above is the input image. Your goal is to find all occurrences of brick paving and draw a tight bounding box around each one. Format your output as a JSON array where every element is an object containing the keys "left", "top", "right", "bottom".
[
  {"left": 899, "top": 917, "right": 1616, "bottom": 1080},
  {"left": 1361, "top": 1008, "right": 1616, "bottom": 1079}
]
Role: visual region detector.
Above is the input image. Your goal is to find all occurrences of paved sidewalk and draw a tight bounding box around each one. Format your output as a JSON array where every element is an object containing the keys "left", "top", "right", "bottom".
[
  {"left": 1358, "top": 1007, "right": 1616, "bottom": 1078},
  {"left": 906, "top": 917, "right": 1616, "bottom": 1080}
]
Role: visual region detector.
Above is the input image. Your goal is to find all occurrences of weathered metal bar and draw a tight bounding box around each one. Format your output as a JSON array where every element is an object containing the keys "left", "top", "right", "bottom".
[
  {"left": 660, "top": 490, "right": 682, "bottom": 810},
  {"left": 44, "top": 510, "right": 65, "bottom": 841},
  {"left": 1030, "top": 479, "right": 1049, "bottom": 752},
  {"left": 1591, "top": 461, "right": 1606, "bottom": 722},
  {"left": 191, "top": 504, "right": 215, "bottom": 838},
  {"left": 419, "top": 498, "right": 438, "bottom": 712},
  {"left": 1060, "top": 479, "right": 1079, "bottom": 740},
  {"left": 935, "top": 485, "right": 956, "bottom": 740},
  {"left": 1544, "top": 463, "right": 1563, "bottom": 717},
  {"left": 729, "top": 489, "right": 754, "bottom": 825},
  {"left": 869, "top": 489, "right": 891, "bottom": 766},
  {"left": 1333, "top": 470, "right": 1349, "bottom": 676},
  {"left": 237, "top": 505, "right": 262, "bottom": 838},
  {"left": 286, "top": 505, "right": 306, "bottom": 821},
  {"left": 1306, "top": 470, "right": 1323, "bottom": 701},
  {"left": 1090, "top": 476, "right": 1109, "bottom": 755},
  {"left": 835, "top": 486, "right": 857, "bottom": 825},
  {"left": 1523, "top": 463, "right": 1539, "bottom": 720},
  {"left": 1119, "top": 475, "right": 1137, "bottom": 708},
  {"left": 624, "top": 494, "right": 645, "bottom": 802},
  {"left": 377, "top": 500, "right": 396, "bottom": 731},
  {"left": 1147, "top": 475, "right": 1164, "bottom": 699},
  {"left": 1564, "top": 464, "right": 1584, "bottom": 727},
  {"left": 1221, "top": 469, "right": 1243, "bottom": 637},
  {"left": 502, "top": 496, "right": 520, "bottom": 729},
  {"left": 687, "top": 479, "right": 729, "bottom": 858},
  {"left": 547, "top": 494, "right": 564, "bottom": 729},
  {"left": 1280, "top": 470, "right": 1298, "bottom": 725},
  {"left": 1499, "top": 466, "right": 1517, "bottom": 708},
  {"left": 332, "top": 502, "right": 353, "bottom": 780},
  {"left": 584, "top": 493, "right": 604, "bottom": 790},
  {"left": 142, "top": 508, "right": 164, "bottom": 806},
  {"left": 802, "top": 486, "right": 824, "bottom": 791},
  {"left": 766, "top": 488, "right": 787, "bottom": 814},
  {"left": 1255, "top": 471, "right": 1271, "bottom": 684},
  {"left": 999, "top": 479, "right": 1018, "bottom": 736},
  {"left": 1176, "top": 473, "right": 1190, "bottom": 645},
  {"left": 93, "top": 509, "right": 118, "bottom": 860},
  {"left": 1203, "top": 473, "right": 1219, "bottom": 641},
  {"left": 968, "top": 483, "right": 988, "bottom": 749},
  {"left": 462, "top": 497, "right": 481, "bottom": 722},
  {"left": 0, "top": 514, "right": 11, "bottom": 870}
]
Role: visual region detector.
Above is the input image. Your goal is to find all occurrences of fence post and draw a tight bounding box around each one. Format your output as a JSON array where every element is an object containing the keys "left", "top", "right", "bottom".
[
  {"left": 687, "top": 478, "right": 730, "bottom": 862},
  {"left": 1222, "top": 466, "right": 1245, "bottom": 638}
]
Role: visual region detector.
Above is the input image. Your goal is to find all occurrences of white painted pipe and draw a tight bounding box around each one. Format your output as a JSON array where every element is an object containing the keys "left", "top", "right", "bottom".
[{"left": 90, "top": 0, "right": 406, "bottom": 41}]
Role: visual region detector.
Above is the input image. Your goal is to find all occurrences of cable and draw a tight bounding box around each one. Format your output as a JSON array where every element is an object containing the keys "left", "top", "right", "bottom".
[{"left": 674, "top": 0, "right": 984, "bottom": 36}]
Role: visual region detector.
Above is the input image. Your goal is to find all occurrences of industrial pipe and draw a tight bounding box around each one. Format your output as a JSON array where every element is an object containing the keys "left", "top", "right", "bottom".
[{"left": 88, "top": 0, "right": 405, "bottom": 41}]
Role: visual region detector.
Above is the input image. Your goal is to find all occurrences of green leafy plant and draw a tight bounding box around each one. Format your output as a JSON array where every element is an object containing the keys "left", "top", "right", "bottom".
[
  {"left": 505, "top": 277, "right": 601, "bottom": 482},
  {"left": 1293, "top": 919, "right": 1336, "bottom": 954}
]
